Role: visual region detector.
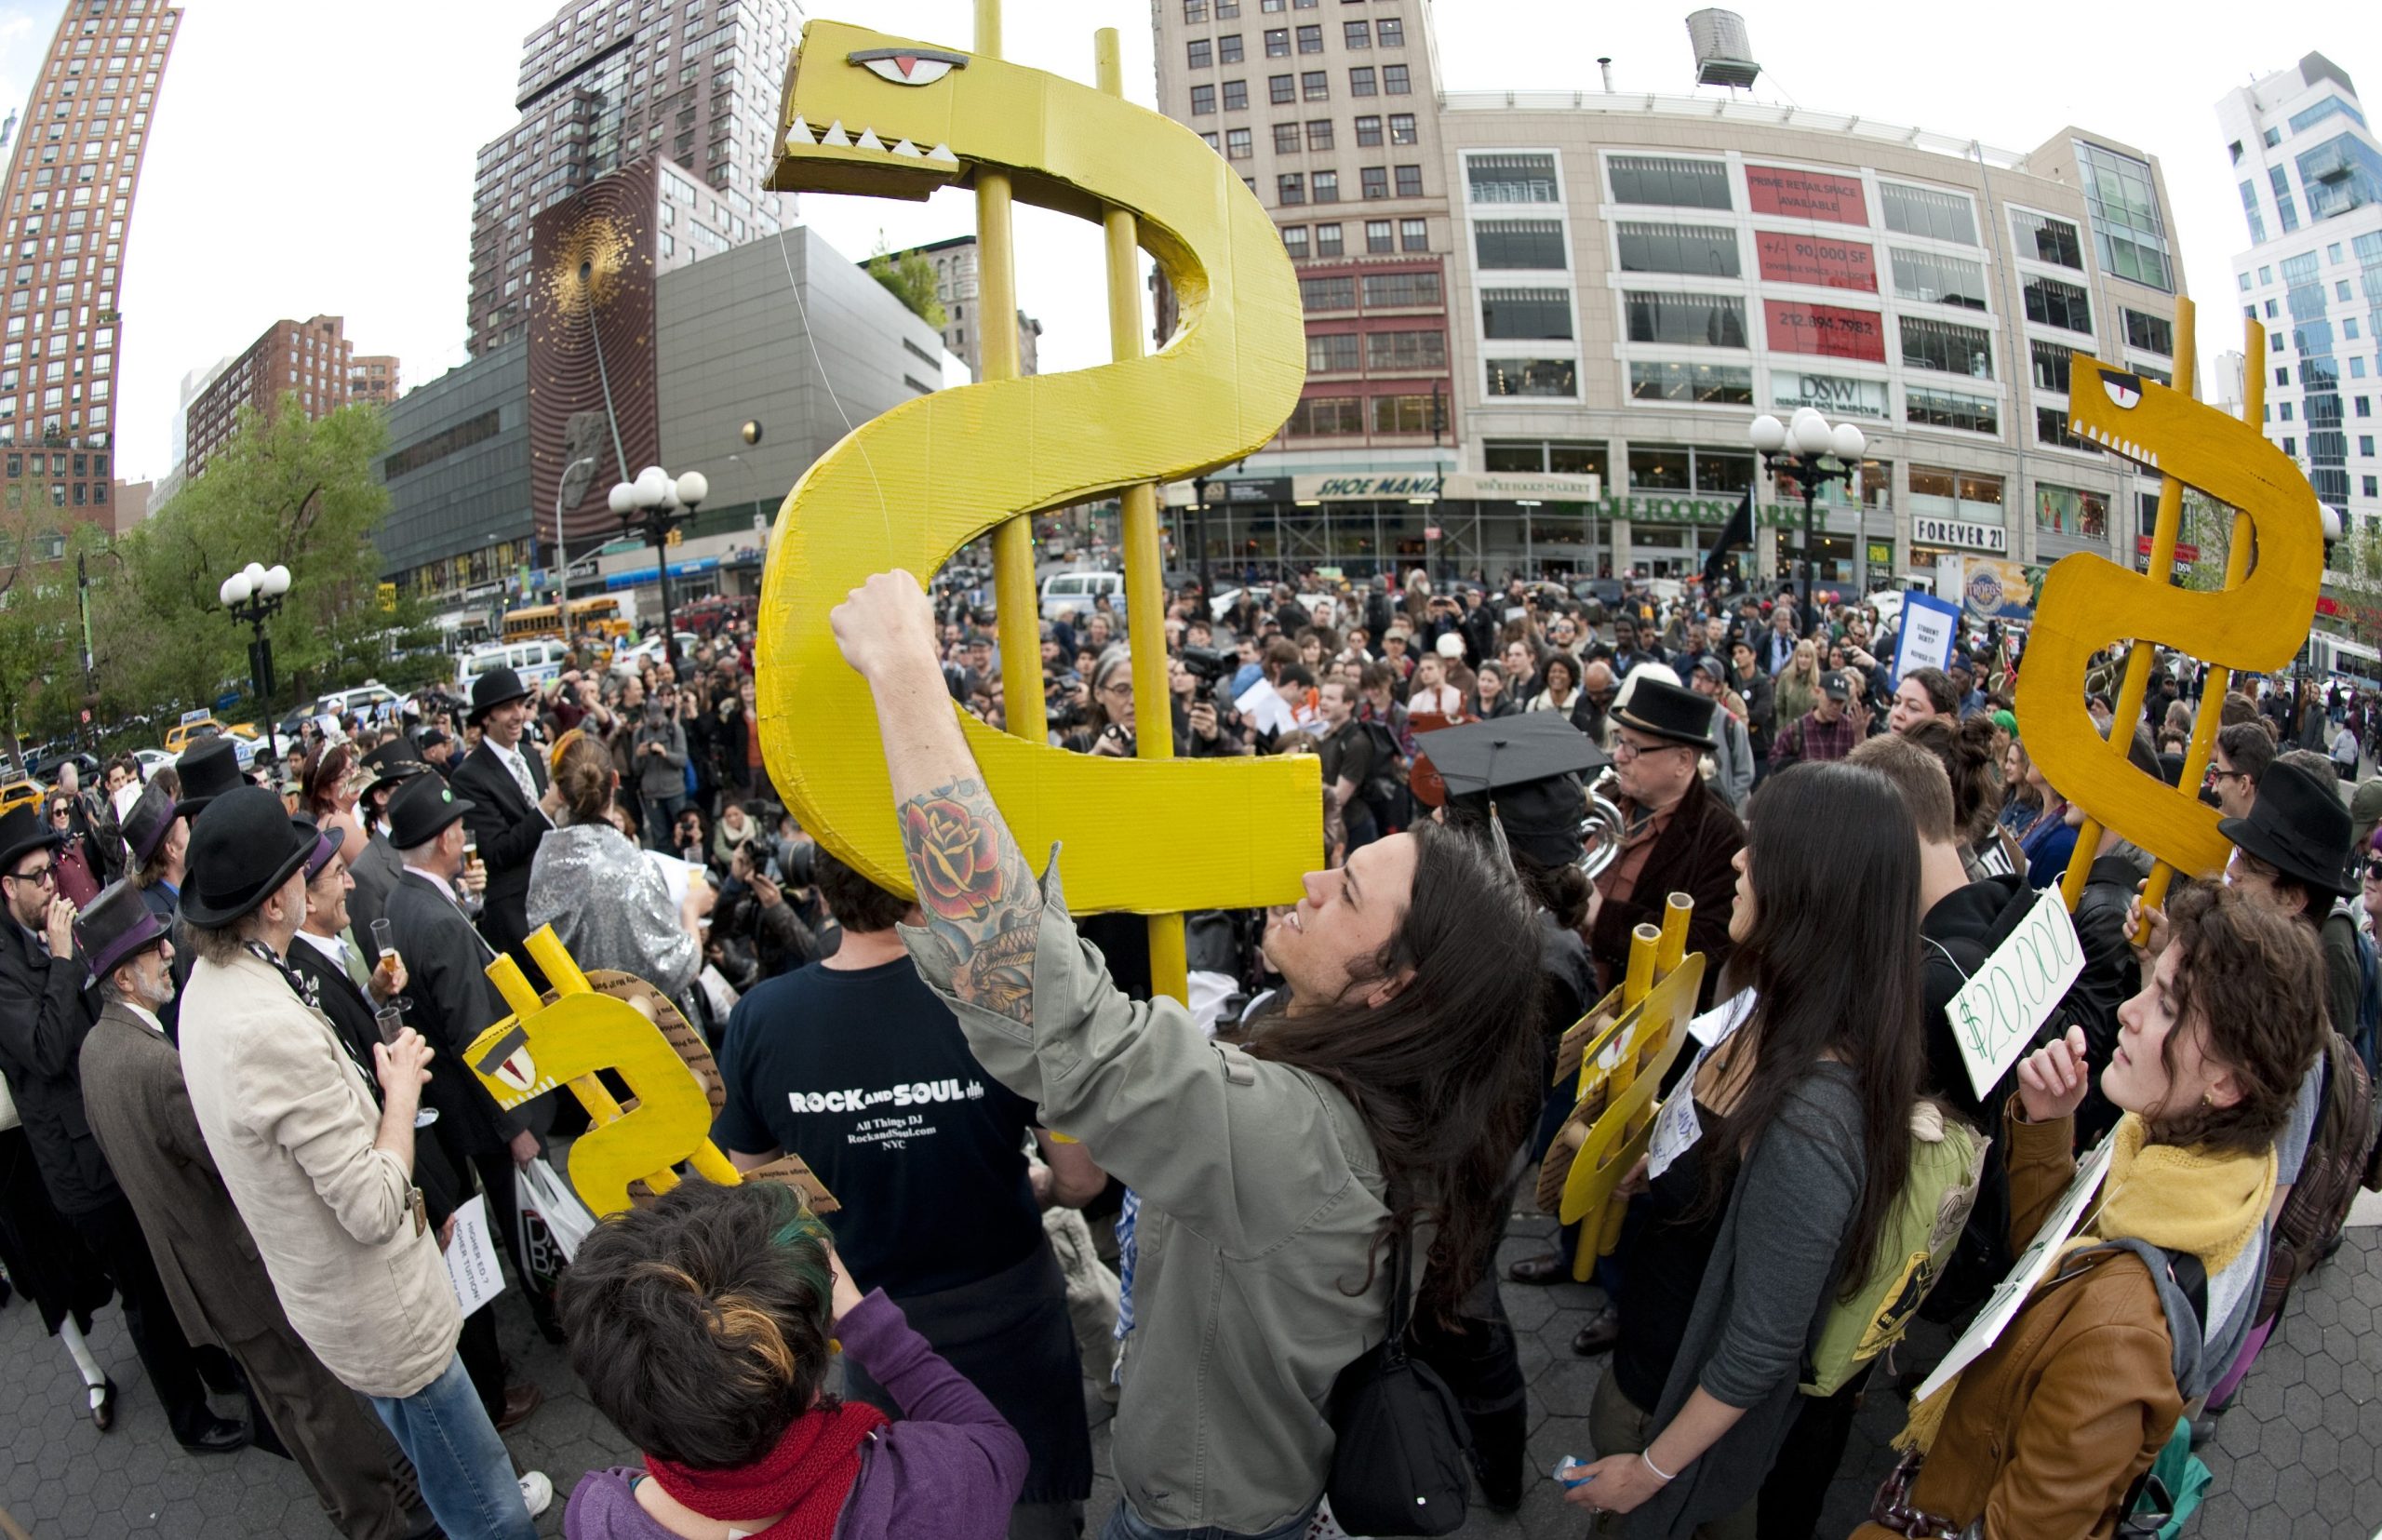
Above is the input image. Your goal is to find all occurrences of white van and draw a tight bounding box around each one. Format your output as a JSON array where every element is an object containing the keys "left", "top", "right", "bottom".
[
  {"left": 456, "top": 640, "right": 569, "bottom": 698},
  {"left": 1040, "top": 571, "right": 1123, "bottom": 621}
]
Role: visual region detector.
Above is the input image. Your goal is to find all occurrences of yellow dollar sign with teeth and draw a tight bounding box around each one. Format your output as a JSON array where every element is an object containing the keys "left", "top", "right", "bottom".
[
  {"left": 2014, "top": 356, "right": 2324, "bottom": 880},
  {"left": 756, "top": 20, "right": 1317, "bottom": 914}
]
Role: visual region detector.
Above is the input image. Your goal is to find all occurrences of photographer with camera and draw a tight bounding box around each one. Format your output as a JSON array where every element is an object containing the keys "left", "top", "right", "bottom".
[{"left": 708, "top": 835, "right": 821, "bottom": 992}]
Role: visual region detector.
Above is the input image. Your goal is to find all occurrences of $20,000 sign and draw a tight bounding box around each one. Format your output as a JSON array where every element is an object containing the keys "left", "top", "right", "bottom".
[{"left": 1949, "top": 888, "right": 2086, "bottom": 1105}]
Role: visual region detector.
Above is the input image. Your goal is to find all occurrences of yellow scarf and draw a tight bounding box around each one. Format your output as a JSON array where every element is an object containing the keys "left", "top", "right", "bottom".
[{"left": 1896, "top": 1114, "right": 2274, "bottom": 1455}]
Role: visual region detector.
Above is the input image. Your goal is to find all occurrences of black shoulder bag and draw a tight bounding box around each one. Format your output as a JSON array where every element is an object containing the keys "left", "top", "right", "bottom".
[{"left": 1324, "top": 1232, "right": 1471, "bottom": 1536}]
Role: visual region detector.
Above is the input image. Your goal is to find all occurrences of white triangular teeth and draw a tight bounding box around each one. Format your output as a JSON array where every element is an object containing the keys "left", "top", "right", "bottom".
[
  {"left": 786, "top": 115, "right": 812, "bottom": 144},
  {"left": 891, "top": 138, "right": 923, "bottom": 157},
  {"left": 854, "top": 127, "right": 885, "bottom": 152},
  {"left": 821, "top": 119, "right": 851, "bottom": 146},
  {"left": 926, "top": 142, "right": 957, "bottom": 162}
]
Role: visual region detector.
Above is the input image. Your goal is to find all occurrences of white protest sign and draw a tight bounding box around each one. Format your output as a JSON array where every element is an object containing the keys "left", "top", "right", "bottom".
[
  {"left": 443, "top": 1194, "right": 506, "bottom": 1318},
  {"left": 1892, "top": 591, "right": 1964, "bottom": 684},
  {"left": 1645, "top": 1050, "right": 1707, "bottom": 1183},
  {"left": 1949, "top": 888, "right": 2086, "bottom": 1105},
  {"left": 1912, "top": 1136, "right": 2113, "bottom": 1403}
]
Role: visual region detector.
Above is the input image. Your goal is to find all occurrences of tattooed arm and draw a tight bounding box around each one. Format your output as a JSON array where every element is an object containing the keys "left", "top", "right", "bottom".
[{"left": 831, "top": 572, "right": 1042, "bottom": 1025}]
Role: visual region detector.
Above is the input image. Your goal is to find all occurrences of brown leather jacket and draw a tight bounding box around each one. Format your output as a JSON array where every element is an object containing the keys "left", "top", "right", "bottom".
[{"left": 1853, "top": 1108, "right": 2180, "bottom": 1540}]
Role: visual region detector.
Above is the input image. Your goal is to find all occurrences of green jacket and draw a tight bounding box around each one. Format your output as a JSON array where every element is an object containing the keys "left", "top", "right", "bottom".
[{"left": 905, "top": 855, "right": 1392, "bottom": 1533}]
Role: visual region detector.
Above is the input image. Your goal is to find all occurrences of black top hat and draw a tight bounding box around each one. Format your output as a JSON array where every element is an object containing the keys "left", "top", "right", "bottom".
[
  {"left": 468, "top": 666, "right": 533, "bottom": 726},
  {"left": 1609, "top": 676, "right": 1718, "bottom": 751},
  {"left": 2220, "top": 758, "right": 2356, "bottom": 901},
  {"left": 386, "top": 773, "right": 476, "bottom": 850},
  {"left": 120, "top": 779, "right": 180, "bottom": 869},
  {"left": 359, "top": 739, "right": 430, "bottom": 800},
  {"left": 174, "top": 736, "right": 245, "bottom": 822},
  {"left": 0, "top": 801, "right": 63, "bottom": 877},
  {"left": 182, "top": 786, "right": 317, "bottom": 928},
  {"left": 297, "top": 816, "right": 346, "bottom": 882},
  {"left": 75, "top": 879, "right": 170, "bottom": 985},
  {"left": 1413, "top": 714, "right": 1607, "bottom": 869}
]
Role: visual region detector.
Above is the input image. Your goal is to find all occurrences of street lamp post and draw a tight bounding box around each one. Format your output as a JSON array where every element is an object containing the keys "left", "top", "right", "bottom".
[
  {"left": 555, "top": 453, "right": 597, "bottom": 623},
  {"left": 608, "top": 465, "right": 706, "bottom": 672},
  {"left": 1749, "top": 408, "right": 1867, "bottom": 614},
  {"left": 219, "top": 560, "right": 291, "bottom": 765}
]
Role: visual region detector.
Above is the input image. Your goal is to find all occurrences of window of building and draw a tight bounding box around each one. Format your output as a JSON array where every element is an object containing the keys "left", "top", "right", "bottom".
[
  {"left": 1343, "top": 20, "right": 1368, "bottom": 47},
  {"left": 1361, "top": 167, "right": 1388, "bottom": 199},
  {"left": 1225, "top": 127, "right": 1251, "bottom": 159},
  {"left": 1295, "top": 23, "right": 1321, "bottom": 51},
  {"left": 2037, "top": 405, "right": 2099, "bottom": 453},
  {"left": 1908, "top": 465, "right": 2004, "bottom": 515},
  {"left": 2291, "top": 95, "right": 2367, "bottom": 134},
  {"left": 1353, "top": 114, "right": 1383, "bottom": 146},
  {"left": 1347, "top": 66, "right": 1374, "bottom": 96},
  {"left": 2362, "top": 435, "right": 2376, "bottom": 456},
  {"left": 1399, "top": 218, "right": 1428, "bottom": 251},
  {"left": 1299, "top": 274, "right": 1354, "bottom": 310},
  {"left": 1377, "top": 16, "right": 1403, "bottom": 46},
  {"left": 2122, "top": 309, "right": 2174, "bottom": 356},
  {"left": 2011, "top": 209, "right": 2084, "bottom": 269},
  {"left": 1273, "top": 121, "right": 1301, "bottom": 152},
  {"left": 1265, "top": 28, "right": 1289, "bottom": 55},
  {"left": 2029, "top": 338, "right": 2078, "bottom": 394},
  {"left": 2074, "top": 140, "right": 2175, "bottom": 291},
  {"left": 1281, "top": 224, "right": 1308, "bottom": 258},
  {"left": 2268, "top": 164, "right": 2301, "bottom": 233},
  {"left": 2024, "top": 275, "right": 2093, "bottom": 333},
  {"left": 1880, "top": 181, "right": 1977, "bottom": 244},
  {"left": 1288, "top": 394, "right": 1362, "bottom": 435},
  {"left": 1907, "top": 387, "right": 2000, "bottom": 436},
  {"left": 1465, "top": 154, "right": 1556, "bottom": 207},
  {"left": 1393, "top": 165, "right": 1422, "bottom": 197},
  {"left": 1364, "top": 218, "right": 1393, "bottom": 251},
  {"left": 1190, "top": 83, "right": 1215, "bottom": 114},
  {"left": 1316, "top": 221, "right": 1344, "bottom": 256},
  {"left": 1303, "top": 70, "right": 1330, "bottom": 100},
  {"left": 1220, "top": 33, "right": 1244, "bottom": 62},
  {"left": 1616, "top": 221, "right": 1740, "bottom": 277},
  {"left": 1269, "top": 74, "right": 1294, "bottom": 102},
  {"left": 2280, "top": 402, "right": 2295, "bottom": 421},
  {"left": 1628, "top": 360, "right": 1753, "bottom": 406},
  {"left": 1368, "top": 330, "right": 1445, "bottom": 369},
  {"left": 1278, "top": 171, "right": 1305, "bottom": 204},
  {"left": 1383, "top": 64, "right": 1409, "bottom": 93},
  {"left": 1223, "top": 79, "right": 1248, "bottom": 110},
  {"left": 1306, "top": 118, "right": 1333, "bottom": 149},
  {"left": 1608, "top": 154, "right": 1729, "bottom": 209},
  {"left": 1364, "top": 270, "right": 1441, "bottom": 306},
  {"left": 2035, "top": 484, "right": 2108, "bottom": 537},
  {"left": 1900, "top": 315, "right": 1995, "bottom": 378},
  {"left": 1624, "top": 290, "right": 1747, "bottom": 348},
  {"left": 1187, "top": 38, "right": 1211, "bottom": 69},
  {"left": 1307, "top": 331, "right": 1359, "bottom": 371},
  {"left": 2239, "top": 181, "right": 2268, "bottom": 245},
  {"left": 1486, "top": 358, "right": 1578, "bottom": 398},
  {"left": 1475, "top": 218, "right": 1565, "bottom": 269},
  {"left": 2296, "top": 134, "right": 2382, "bottom": 222},
  {"left": 1313, "top": 169, "right": 1339, "bottom": 202}
]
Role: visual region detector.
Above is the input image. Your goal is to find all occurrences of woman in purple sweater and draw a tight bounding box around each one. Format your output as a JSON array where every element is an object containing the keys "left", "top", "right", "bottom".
[{"left": 557, "top": 1180, "right": 1026, "bottom": 1540}]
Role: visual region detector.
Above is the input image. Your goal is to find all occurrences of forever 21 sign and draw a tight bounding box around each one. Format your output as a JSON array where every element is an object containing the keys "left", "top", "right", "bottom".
[{"left": 1911, "top": 516, "right": 2007, "bottom": 554}]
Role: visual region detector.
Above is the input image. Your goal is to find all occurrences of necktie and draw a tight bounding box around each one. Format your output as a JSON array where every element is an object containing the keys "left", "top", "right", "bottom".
[
  {"left": 339, "top": 938, "right": 371, "bottom": 993},
  {"left": 503, "top": 745, "right": 536, "bottom": 806}
]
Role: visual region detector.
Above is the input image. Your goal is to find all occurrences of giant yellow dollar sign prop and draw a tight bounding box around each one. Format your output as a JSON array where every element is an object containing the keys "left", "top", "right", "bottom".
[
  {"left": 2015, "top": 357, "right": 2324, "bottom": 881},
  {"left": 756, "top": 20, "right": 1318, "bottom": 913}
]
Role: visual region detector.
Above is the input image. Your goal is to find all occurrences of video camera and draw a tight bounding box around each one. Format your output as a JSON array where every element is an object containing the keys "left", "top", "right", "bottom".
[{"left": 1179, "top": 645, "right": 1235, "bottom": 703}]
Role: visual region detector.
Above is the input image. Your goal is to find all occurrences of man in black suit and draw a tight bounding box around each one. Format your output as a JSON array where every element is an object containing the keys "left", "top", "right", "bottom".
[
  {"left": 446, "top": 668, "right": 562, "bottom": 990},
  {"left": 0, "top": 804, "right": 244, "bottom": 1453},
  {"left": 344, "top": 740, "right": 426, "bottom": 949},
  {"left": 284, "top": 820, "right": 538, "bottom": 1433},
  {"left": 381, "top": 774, "right": 561, "bottom": 1340}
]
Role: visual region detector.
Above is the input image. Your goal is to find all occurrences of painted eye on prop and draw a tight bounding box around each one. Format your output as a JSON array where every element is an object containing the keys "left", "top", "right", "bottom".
[
  {"left": 850, "top": 48, "right": 968, "bottom": 87},
  {"left": 2101, "top": 370, "right": 2145, "bottom": 411}
]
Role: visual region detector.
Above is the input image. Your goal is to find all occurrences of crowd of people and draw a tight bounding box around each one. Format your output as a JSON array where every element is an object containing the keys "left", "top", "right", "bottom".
[{"left": 0, "top": 563, "right": 2375, "bottom": 1540}]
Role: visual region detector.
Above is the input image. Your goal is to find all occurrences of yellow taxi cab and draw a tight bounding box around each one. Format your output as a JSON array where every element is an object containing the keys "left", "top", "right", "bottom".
[
  {"left": 162, "top": 712, "right": 259, "bottom": 756},
  {"left": 0, "top": 773, "right": 46, "bottom": 817}
]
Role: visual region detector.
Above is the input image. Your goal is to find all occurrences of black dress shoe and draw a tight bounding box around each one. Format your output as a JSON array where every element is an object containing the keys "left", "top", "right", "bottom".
[
  {"left": 1505, "top": 1251, "right": 1572, "bottom": 1286},
  {"left": 1571, "top": 1304, "right": 1621, "bottom": 1357},
  {"left": 89, "top": 1376, "right": 118, "bottom": 1432},
  {"left": 177, "top": 1415, "right": 251, "bottom": 1456}
]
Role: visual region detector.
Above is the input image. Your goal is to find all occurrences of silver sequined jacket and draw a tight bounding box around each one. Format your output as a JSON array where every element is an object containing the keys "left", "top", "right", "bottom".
[{"left": 525, "top": 822, "right": 699, "bottom": 1000}]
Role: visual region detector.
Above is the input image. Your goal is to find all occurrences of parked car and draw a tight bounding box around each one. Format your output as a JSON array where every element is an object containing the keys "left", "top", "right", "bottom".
[
  {"left": 1039, "top": 570, "right": 1123, "bottom": 622},
  {"left": 607, "top": 632, "right": 703, "bottom": 675},
  {"left": 29, "top": 750, "right": 98, "bottom": 787}
]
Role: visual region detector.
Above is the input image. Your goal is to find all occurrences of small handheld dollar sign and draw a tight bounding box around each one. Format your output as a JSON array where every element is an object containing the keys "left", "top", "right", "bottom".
[
  {"left": 2014, "top": 357, "right": 2323, "bottom": 880},
  {"left": 756, "top": 20, "right": 1317, "bottom": 917}
]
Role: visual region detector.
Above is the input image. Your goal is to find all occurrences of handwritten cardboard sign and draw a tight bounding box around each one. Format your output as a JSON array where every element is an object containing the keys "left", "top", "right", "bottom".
[
  {"left": 1949, "top": 886, "right": 2087, "bottom": 1105},
  {"left": 443, "top": 1194, "right": 505, "bottom": 1318},
  {"left": 1913, "top": 1136, "right": 2113, "bottom": 1403}
]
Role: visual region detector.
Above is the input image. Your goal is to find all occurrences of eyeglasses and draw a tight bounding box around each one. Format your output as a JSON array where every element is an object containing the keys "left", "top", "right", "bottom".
[
  {"left": 2207, "top": 767, "right": 2251, "bottom": 785},
  {"left": 6, "top": 863, "right": 55, "bottom": 887},
  {"left": 2364, "top": 858, "right": 2382, "bottom": 881},
  {"left": 1612, "top": 737, "right": 1687, "bottom": 762}
]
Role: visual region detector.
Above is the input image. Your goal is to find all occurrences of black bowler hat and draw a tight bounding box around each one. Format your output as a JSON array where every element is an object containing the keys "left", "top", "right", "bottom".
[
  {"left": 182, "top": 786, "right": 316, "bottom": 928},
  {"left": 174, "top": 737, "right": 244, "bottom": 822},
  {"left": 0, "top": 801, "right": 64, "bottom": 877},
  {"left": 359, "top": 739, "right": 430, "bottom": 800},
  {"left": 75, "top": 879, "right": 169, "bottom": 985},
  {"left": 1610, "top": 676, "right": 1718, "bottom": 752},
  {"left": 468, "top": 667, "right": 533, "bottom": 726},
  {"left": 120, "top": 779, "right": 180, "bottom": 868},
  {"left": 386, "top": 773, "right": 475, "bottom": 850},
  {"left": 2221, "top": 758, "right": 2356, "bottom": 901},
  {"left": 1413, "top": 714, "right": 1607, "bottom": 869}
]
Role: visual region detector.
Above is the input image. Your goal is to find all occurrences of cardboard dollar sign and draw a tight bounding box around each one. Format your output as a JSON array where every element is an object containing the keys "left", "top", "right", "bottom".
[{"left": 756, "top": 20, "right": 1317, "bottom": 916}]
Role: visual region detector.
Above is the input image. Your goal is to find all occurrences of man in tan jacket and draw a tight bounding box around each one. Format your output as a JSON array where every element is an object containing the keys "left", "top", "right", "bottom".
[{"left": 177, "top": 787, "right": 546, "bottom": 1540}]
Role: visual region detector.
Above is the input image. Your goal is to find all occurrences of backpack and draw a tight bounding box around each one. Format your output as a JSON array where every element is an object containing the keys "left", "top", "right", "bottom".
[
  {"left": 2259, "top": 1031, "right": 2380, "bottom": 1324},
  {"left": 1800, "top": 1101, "right": 1988, "bottom": 1397}
]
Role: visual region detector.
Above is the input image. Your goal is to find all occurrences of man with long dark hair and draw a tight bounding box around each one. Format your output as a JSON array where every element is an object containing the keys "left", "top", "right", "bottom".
[{"left": 829, "top": 570, "right": 1547, "bottom": 1540}]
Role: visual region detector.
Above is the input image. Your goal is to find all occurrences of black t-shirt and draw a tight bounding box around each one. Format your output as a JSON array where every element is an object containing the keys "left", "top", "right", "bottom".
[
  {"left": 712, "top": 954, "right": 1046, "bottom": 1299},
  {"left": 1613, "top": 1101, "right": 1730, "bottom": 1413},
  {"left": 1319, "top": 717, "right": 1375, "bottom": 792}
]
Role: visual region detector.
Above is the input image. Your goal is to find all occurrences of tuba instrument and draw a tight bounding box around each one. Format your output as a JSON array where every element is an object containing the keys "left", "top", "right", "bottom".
[{"left": 1578, "top": 770, "right": 1626, "bottom": 878}]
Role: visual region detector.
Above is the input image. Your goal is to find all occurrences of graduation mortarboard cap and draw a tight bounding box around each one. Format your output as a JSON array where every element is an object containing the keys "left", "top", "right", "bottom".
[{"left": 1410, "top": 714, "right": 1607, "bottom": 870}]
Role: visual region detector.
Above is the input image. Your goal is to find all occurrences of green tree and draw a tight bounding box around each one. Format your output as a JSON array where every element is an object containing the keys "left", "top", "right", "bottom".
[
  {"left": 0, "top": 490, "right": 114, "bottom": 752},
  {"left": 865, "top": 234, "right": 947, "bottom": 329}
]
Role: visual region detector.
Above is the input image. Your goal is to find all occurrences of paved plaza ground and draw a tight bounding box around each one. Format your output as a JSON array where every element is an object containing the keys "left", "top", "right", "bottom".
[{"left": 3, "top": 1204, "right": 2378, "bottom": 1538}]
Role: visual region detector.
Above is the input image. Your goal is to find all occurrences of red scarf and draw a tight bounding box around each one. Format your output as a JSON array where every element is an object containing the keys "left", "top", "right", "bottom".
[{"left": 643, "top": 1401, "right": 889, "bottom": 1540}]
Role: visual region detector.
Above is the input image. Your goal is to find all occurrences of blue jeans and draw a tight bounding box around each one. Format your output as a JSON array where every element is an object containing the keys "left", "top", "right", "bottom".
[
  {"left": 1101, "top": 1498, "right": 1317, "bottom": 1540},
  {"left": 368, "top": 1352, "right": 535, "bottom": 1540}
]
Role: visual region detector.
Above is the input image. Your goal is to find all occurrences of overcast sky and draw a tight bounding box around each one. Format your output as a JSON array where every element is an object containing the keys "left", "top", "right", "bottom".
[{"left": 0, "top": 1, "right": 2363, "bottom": 481}]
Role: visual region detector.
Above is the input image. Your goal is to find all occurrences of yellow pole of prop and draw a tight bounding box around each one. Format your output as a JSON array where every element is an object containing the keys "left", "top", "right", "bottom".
[
  {"left": 1098, "top": 27, "right": 1189, "bottom": 1006},
  {"left": 976, "top": 0, "right": 1045, "bottom": 744},
  {"left": 1655, "top": 891, "right": 1692, "bottom": 976},
  {"left": 2060, "top": 296, "right": 2197, "bottom": 912},
  {"left": 2136, "top": 316, "right": 2266, "bottom": 933},
  {"left": 1623, "top": 923, "right": 1661, "bottom": 1011}
]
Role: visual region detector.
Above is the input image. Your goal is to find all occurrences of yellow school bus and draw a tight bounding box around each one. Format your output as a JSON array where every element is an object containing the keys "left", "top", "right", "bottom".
[{"left": 502, "top": 596, "right": 632, "bottom": 647}]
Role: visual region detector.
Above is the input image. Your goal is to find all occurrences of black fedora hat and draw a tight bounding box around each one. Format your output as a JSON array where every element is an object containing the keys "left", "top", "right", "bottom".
[
  {"left": 75, "top": 879, "right": 170, "bottom": 985},
  {"left": 2220, "top": 758, "right": 2356, "bottom": 901},
  {"left": 120, "top": 779, "right": 180, "bottom": 869},
  {"left": 386, "top": 773, "right": 475, "bottom": 850},
  {"left": 359, "top": 739, "right": 430, "bottom": 800},
  {"left": 0, "top": 801, "right": 63, "bottom": 876},
  {"left": 468, "top": 667, "right": 533, "bottom": 726},
  {"left": 182, "top": 786, "right": 316, "bottom": 928},
  {"left": 1610, "top": 676, "right": 1718, "bottom": 752},
  {"left": 174, "top": 737, "right": 245, "bottom": 823}
]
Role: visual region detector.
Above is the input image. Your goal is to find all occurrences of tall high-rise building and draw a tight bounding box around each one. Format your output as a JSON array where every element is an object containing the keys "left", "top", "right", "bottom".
[
  {"left": 0, "top": 0, "right": 180, "bottom": 525},
  {"left": 466, "top": 0, "right": 805, "bottom": 356},
  {"left": 891, "top": 234, "right": 1042, "bottom": 381},
  {"left": 2217, "top": 52, "right": 2382, "bottom": 544},
  {"left": 182, "top": 315, "right": 393, "bottom": 477},
  {"left": 348, "top": 355, "right": 401, "bottom": 407}
]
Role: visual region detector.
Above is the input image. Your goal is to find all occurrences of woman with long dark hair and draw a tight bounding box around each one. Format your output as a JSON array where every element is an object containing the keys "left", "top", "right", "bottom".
[{"left": 1568, "top": 762, "right": 1923, "bottom": 1536}]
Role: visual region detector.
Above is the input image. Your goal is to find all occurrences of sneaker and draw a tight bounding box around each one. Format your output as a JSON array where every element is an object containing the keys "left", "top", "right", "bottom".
[{"left": 517, "top": 1471, "right": 554, "bottom": 1519}]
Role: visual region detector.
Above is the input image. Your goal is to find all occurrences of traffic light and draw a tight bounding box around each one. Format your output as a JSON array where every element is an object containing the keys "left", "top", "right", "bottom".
[
  {"left": 377, "top": 582, "right": 397, "bottom": 612},
  {"left": 665, "top": 526, "right": 684, "bottom": 546}
]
